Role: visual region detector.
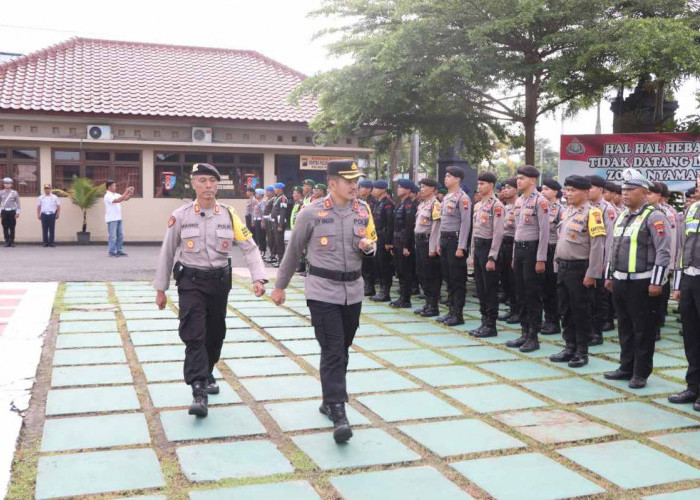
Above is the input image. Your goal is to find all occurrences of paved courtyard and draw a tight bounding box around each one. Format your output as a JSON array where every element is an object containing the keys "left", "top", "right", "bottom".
[{"left": 5, "top": 277, "right": 700, "bottom": 499}]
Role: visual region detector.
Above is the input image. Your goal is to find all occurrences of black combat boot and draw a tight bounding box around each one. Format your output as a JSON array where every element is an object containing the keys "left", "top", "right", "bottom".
[
  {"left": 473, "top": 318, "right": 497, "bottom": 338},
  {"left": 668, "top": 387, "right": 699, "bottom": 404},
  {"left": 541, "top": 315, "right": 560, "bottom": 335},
  {"left": 443, "top": 308, "right": 464, "bottom": 326},
  {"left": 364, "top": 280, "right": 376, "bottom": 297},
  {"left": 588, "top": 333, "right": 603, "bottom": 346},
  {"left": 568, "top": 353, "right": 588, "bottom": 368},
  {"left": 389, "top": 286, "right": 412, "bottom": 308},
  {"left": 505, "top": 312, "right": 521, "bottom": 324},
  {"left": 420, "top": 298, "right": 440, "bottom": 317},
  {"left": 370, "top": 285, "right": 391, "bottom": 302},
  {"left": 189, "top": 381, "right": 208, "bottom": 417},
  {"left": 205, "top": 374, "right": 219, "bottom": 395},
  {"left": 320, "top": 402, "right": 353, "bottom": 443},
  {"left": 519, "top": 330, "right": 540, "bottom": 352},
  {"left": 549, "top": 348, "right": 575, "bottom": 363},
  {"left": 414, "top": 303, "right": 428, "bottom": 315},
  {"left": 469, "top": 318, "right": 485, "bottom": 336},
  {"left": 436, "top": 311, "right": 454, "bottom": 323},
  {"left": 505, "top": 325, "right": 528, "bottom": 348}
]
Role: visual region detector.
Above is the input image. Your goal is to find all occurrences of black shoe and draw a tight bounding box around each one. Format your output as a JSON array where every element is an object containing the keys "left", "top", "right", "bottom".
[
  {"left": 498, "top": 311, "right": 511, "bottom": 321},
  {"left": 370, "top": 287, "right": 391, "bottom": 302},
  {"left": 602, "top": 321, "right": 615, "bottom": 332},
  {"left": 319, "top": 402, "right": 332, "bottom": 419},
  {"left": 414, "top": 304, "right": 428, "bottom": 315},
  {"left": 419, "top": 305, "right": 439, "bottom": 317},
  {"left": 473, "top": 323, "right": 497, "bottom": 338},
  {"left": 628, "top": 376, "right": 647, "bottom": 389},
  {"left": 188, "top": 382, "right": 208, "bottom": 417},
  {"left": 568, "top": 354, "right": 588, "bottom": 368},
  {"left": 205, "top": 374, "right": 220, "bottom": 395},
  {"left": 668, "top": 388, "right": 698, "bottom": 404},
  {"left": 444, "top": 315, "right": 465, "bottom": 327},
  {"left": 389, "top": 298, "right": 411, "bottom": 308},
  {"left": 603, "top": 369, "right": 633, "bottom": 380},
  {"left": 116, "top": 251, "right": 128, "bottom": 256},
  {"left": 694, "top": 398, "right": 700, "bottom": 412},
  {"left": 3, "top": 242, "right": 8, "bottom": 247},
  {"left": 364, "top": 284, "right": 376, "bottom": 297},
  {"left": 588, "top": 335, "right": 603, "bottom": 346},
  {"left": 327, "top": 403, "right": 352, "bottom": 443},
  {"left": 541, "top": 322, "right": 560, "bottom": 335},
  {"left": 505, "top": 335, "right": 527, "bottom": 348},
  {"left": 9, "top": 242, "right": 14, "bottom": 247},
  {"left": 49, "top": 243, "right": 55, "bottom": 247},
  {"left": 519, "top": 336, "right": 540, "bottom": 353},
  {"left": 505, "top": 313, "right": 521, "bottom": 324},
  {"left": 436, "top": 313, "right": 453, "bottom": 323},
  {"left": 469, "top": 323, "right": 485, "bottom": 336},
  {"left": 42, "top": 243, "right": 49, "bottom": 247},
  {"left": 549, "top": 349, "right": 575, "bottom": 363}
]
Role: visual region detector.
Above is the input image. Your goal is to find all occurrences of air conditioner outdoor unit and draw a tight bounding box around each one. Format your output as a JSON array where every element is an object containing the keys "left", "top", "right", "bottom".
[
  {"left": 192, "top": 127, "right": 213, "bottom": 143},
  {"left": 87, "top": 125, "right": 112, "bottom": 140}
]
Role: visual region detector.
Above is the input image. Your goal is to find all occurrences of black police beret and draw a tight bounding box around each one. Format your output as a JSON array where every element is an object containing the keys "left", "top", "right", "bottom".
[
  {"left": 478, "top": 172, "right": 497, "bottom": 184},
  {"left": 396, "top": 179, "right": 418, "bottom": 191},
  {"left": 327, "top": 160, "right": 363, "bottom": 180},
  {"left": 359, "top": 179, "right": 374, "bottom": 189},
  {"left": 445, "top": 166, "right": 465, "bottom": 179},
  {"left": 659, "top": 182, "right": 670, "bottom": 198},
  {"left": 542, "top": 178, "right": 562, "bottom": 191},
  {"left": 192, "top": 163, "right": 221, "bottom": 181},
  {"left": 587, "top": 175, "right": 606, "bottom": 188},
  {"left": 688, "top": 187, "right": 697, "bottom": 196},
  {"left": 373, "top": 180, "right": 389, "bottom": 190},
  {"left": 564, "top": 175, "right": 591, "bottom": 190},
  {"left": 419, "top": 178, "right": 438, "bottom": 188},
  {"left": 501, "top": 177, "right": 517, "bottom": 189},
  {"left": 604, "top": 181, "right": 621, "bottom": 194},
  {"left": 649, "top": 182, "right": 663, "bottom": 194},
  {"left": 517, "top": 165, "right": 540, "bottom": 178}
]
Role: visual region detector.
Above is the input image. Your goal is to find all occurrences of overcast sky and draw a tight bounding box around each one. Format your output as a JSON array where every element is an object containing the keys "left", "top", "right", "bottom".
[{"left": 1, "top": 0, "right": 697, "bottom": 152}]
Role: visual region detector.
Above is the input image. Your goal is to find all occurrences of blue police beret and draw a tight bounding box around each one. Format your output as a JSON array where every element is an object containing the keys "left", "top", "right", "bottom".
[
  {"left": 255, "top": 188, "right": 264, "bottom": 195},
  {"left": 359, "top": 179, "right": 374, "bottom": 188},
  {"left": 274, "top": 182, "right": 285, "bottom": 189},
  {"left": 373, "top": 180, "right": 389, "bottom": 189},
  {"left": 396, "top": 179, "right": 415, "bottom": 190},
  {"left": 265, "top": 185, "right": 274, "bottom": 192}
]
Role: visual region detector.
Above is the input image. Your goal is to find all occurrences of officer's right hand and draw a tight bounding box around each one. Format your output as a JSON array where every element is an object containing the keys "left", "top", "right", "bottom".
[
  {"left": 673, "top": 290, "right": 681, "bottom": 301},
  {"left": 583, "top": 277, "right": 596, "bottom": 288},
  {"left": 155, "top": 291, "right": 167, "bottom": 310},
  {"left": 604, "top": 280, "right": 613, "bottom": 292},
  {"left": 271, "top": 287, "right": 286, "bottom": 306},
  {"left": 436, "top": 246, "right": 441, "bottom": 256},
  {"left": 455, "top": 249, "right": 464, "bottom": 258}
]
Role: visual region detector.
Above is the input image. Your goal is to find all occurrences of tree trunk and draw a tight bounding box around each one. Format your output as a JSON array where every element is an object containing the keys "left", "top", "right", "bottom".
[
  {"left": 654, "top": 80, "right": 665, "bottom": 124},
  {"left": 82, "top": 211, "right": 87, "bottom": 233},
  {"left": 388, "top": 136, "right": 402, "bottom": 181},
  {"left": 524, "top": 77, "right": 538, "bottom": 166}
]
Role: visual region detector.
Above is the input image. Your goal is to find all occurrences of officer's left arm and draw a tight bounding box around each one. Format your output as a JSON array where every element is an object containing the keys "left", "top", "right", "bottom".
[
  {"left": 648, "top": 211, "right": 671, "bottom": 286},
  {"left": 489, "top": 201, "right": 505, "bottom": 260},
  {"left": 428, "top": 201, "right": 441, "bottom": 255},
  {"left": 404, "top": 202, "right": 416, "bottom": 252},
  {"left": 360, "top": 208, "right": 378, "bottom": 256},
  {"left": 229, "top": 208, "right": 267, "bottom": 284},
  {"left": 586, "top": 208, "right": 606, "bottom": 279},
  {"left": 14, "top": 191, "right": 20, "bottom": 214},
  {"left": 535, "top": 198, "right": 549, "bottom": 262},
  {"left": 457, "top": 195, "right": 471, "bottom": 250}
]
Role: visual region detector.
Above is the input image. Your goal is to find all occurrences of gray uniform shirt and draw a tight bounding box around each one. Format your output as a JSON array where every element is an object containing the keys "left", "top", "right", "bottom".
[
  {"left": 435, "top": 189, "right": 471, "bottom": 250},
  {"left": 275, "top": 196, "right": 377, "bottom": 305},
  {"left": 0, "top": 189, "right": 21, "bottom": 213},
  {"left": 502, "top": 201, "right": 517, "bottom": 238},
  {"left": 414, "top": 196, "right": 441, "bottom": 254},
  {"left": 153, "top": 201, "right": 267, "bottom": 291},
  {"left": 659, "top": 203, "right": 680, "bottom": 269},
  {"left": 593, "top": 198, "right": 618, "bottom": 259},
  {"left": 547, "top": 201, "right": 565, "bottom": 245},
  {"left": 554, "top": 202, "right": 606, "bottom": 279},
  {"left": 472, "top": 195, "right": 505, "bottom": 260},
  {"left": 514, "top": 191, "right": 550, "bottom": 262}
]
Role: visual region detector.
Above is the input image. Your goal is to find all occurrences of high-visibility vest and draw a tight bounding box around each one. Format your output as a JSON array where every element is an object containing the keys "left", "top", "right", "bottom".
[
  {"left": 681, "top": 201, "right": 700, "bottom": 268},
  {"left": 611, "top": 205, "right": 655, "bottom": 273}
]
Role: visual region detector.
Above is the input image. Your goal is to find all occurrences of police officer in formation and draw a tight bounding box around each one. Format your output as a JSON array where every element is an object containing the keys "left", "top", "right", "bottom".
[
  {"left": 540, "top": 179, "right": 564, "bottom": 335},
  {"left": 272, "top": 160, "right": 377, "bottom": 443},
  {"left": 413, "top": 178, "right": 442, "bottom": 317},
  {"left": 359, "top": 179, "right": 377, "bottom": 296},
  {"left": 270, "top": 182, "right": 288, "bottom": 267},
  {"left": 370, "top": 180, "right": 395, "bottom": 302},
  {"left": 390, "top": 179, "right": 417, "bottom": 308},
  {"left": 498, "top": 178, "right": 520, "bottom": 323},
  {"left": 154, "top": 163, "right": 266, "bottom": 417},
  {"left": 0, "top": 177, "right": 20, "bottom": 247}
]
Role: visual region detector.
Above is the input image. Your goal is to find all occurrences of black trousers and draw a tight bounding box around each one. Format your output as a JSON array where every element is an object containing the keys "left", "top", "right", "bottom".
[
  {"left": 245, "top": 214, "right": 253, "bottom": 235},
  {"left": 393, "top": 236, "right": 416, "bottom": 298},
  {"left": 265, "top": 222, "right": 276, "bottom": 257},
  {"left": 178, "top": 275, "right": 231, "bottom": 385},
  {"left": 591, "top": 278, "right": 609, "bottom": 337},
  {"left": 439, "top": 234, "right": 467, "bottom": 314},
  {"left": 362, "top": 253, "right": 376, "bottom": 289},
  {"left": 657, "top": 281, "right": 671, "bottom": 327},
  {"left": 274, "top": 228, "right": 286, "bottom": 260},
  {"left": 375, "top": 235, "right": 394, "bottom": 288},
  {"left": 612, "top": 278, "right": 658, "bottom": 378},
  {"left": 1, "top": 210, "right": 16, "bottom": 243},
  {"left": 253, "top": 220, "right": 265, "bottom": 252},
  {"left": 498, "top": 237, "right": 517, "bottom": 311},
  {"left": 308, "top": 299, "right": 362, "bottom": 403},
  {"left": 473, "top": 238, "right": 499, "bottom": 321},
  {"left": 415, "top": 235, "right": 441, "bottom": 300},
  {"left": 543, "top": 243, "right": 558, "bottom": 322},
  {"left": 680, "top": 275, "right": 700, "bottom": 390},
  {"left": 558, "top": 262, "right": 594, "bottom": 354},
  {"left": 41, "top": 212, "right": 57, "bottom": 245},
  {"left": 513, "top": 241, "right": 544, "bottom": 332}
]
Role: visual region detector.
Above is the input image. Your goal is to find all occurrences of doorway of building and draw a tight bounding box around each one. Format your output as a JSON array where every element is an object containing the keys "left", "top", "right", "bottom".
[{"left": 275, "top": 155, "right": 326, "bottom": 196}]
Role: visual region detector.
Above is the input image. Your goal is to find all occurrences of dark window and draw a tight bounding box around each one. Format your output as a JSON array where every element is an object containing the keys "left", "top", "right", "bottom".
[
  {"left": 54, "top": 150, "right": 80, "bottom": 161},
  {"left": 185, "top": 153, "right": 207, "bottom": 164},
  {"left": 51, "top": 149, "right": 142, "bottom": 195},
  {"left": 212, "top": 153, "right": 236, "bottom": 163},
  {"left": 0, "top": 148, "right": 40, "bottom": 196},
  {"left": 85, "top": 151, "right": 110, "bottom": 161},
  {"left": 115, "top": 152, "right": 140, "bottom": 162}
]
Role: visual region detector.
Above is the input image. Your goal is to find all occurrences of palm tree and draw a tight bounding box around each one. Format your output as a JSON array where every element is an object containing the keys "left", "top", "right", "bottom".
[{"left": 53, "top": 176, "right": 106, "bottom": 234}]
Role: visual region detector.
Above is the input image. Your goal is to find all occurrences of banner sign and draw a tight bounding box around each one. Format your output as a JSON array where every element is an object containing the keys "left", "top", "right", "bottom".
[
  {"left": 300, "top": 155, "right": 353, "bottom": 171},
  {"left": 560, "top": 133, "right": 700, "bottom": 191}
]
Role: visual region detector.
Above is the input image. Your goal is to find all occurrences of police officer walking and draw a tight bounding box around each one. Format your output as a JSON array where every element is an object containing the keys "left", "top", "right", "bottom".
[
  {"left": 271, "top": 182, "right": 288, "bottom": 267},
  {"left": 390, "top": 179, "right": 417, "bottom": 308},
  {"left": 0, "top": 177, "right": 20, "bottom": 247},
  {"left": 506, "top": 165, "right": 549, "bottom": 352},
  {"left": 359, "top": 179, "right": 377, "bottom": 296},
  {"left": 413, "top": 178, "right": 442, "bottom": 317},
  {"left": 498, "top": 178, "right": 520, "bottom": 323},
  {"left": 540, "top": 179, "right": 564, "bottom": 335},
  {"left": 36, "top": 184, "right": 61, "bottom": 247},
  {"left": 154, "top": 163, "right": 267, "bottom": 417},
  {"left": 435, "top": 166, "right": 471, "bottom": 326},
  {"left": 603, "top": 168, "right": 670, "bottom": 389},
  {"left": 470, "top": 172, "right": 504, "bottom": 337},
  {"left": 549, "top": 176, "right": 606, "bottom": 368},
  {"left": 370, "top": 181, "right": 395, "bottom": 302},
  {"left": 271, "top": 160, "right": 377, "bottom": 443}
]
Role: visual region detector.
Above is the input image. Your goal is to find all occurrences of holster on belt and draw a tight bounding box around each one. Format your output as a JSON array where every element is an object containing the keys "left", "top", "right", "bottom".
[{"left": 173, "top": 261, "right": 185, "bottom": 286}]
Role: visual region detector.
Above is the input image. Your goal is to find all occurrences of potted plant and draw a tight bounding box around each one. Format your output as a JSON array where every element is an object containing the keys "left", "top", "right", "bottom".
[{"left": 53, "top": 176, "right": 106, "bottom": 244}]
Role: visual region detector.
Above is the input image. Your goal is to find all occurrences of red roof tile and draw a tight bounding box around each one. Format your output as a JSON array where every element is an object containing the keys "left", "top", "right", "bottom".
[{"left": 0, "top": 37, "right": 319, "bottom": 123}]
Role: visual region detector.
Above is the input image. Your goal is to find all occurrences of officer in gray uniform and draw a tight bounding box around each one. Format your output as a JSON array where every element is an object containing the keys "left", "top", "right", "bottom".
[
  {"left": 470, "top": 172, "right": 504, "bottom": 337},
  {"left": 271, "top": 160, "right": 377, "bottom": 443},
  {"left": 603, "top": 168, "right": 670, "bottom": 389},
  {"left": 540, "top": 178, "right": 564, "bottom": 335},
  {"left": 413, "top": 178, "right": 442, "bottom": 317},
  {"left": 263, "top": 185, "right": 276, "bottom": 262},
  {"left": 549, "top": 176, "right": 606, "bottom": 368},
  {"left": 506, "top": 165, "right": 549, "bottom": 352},
  {"left": 271, "top": 182, "right": 288, "bottom": 267},
  {"left": 434, "top": 166, "right": 472, "bottom": 326},
  {"left": 154, "top": 163, "right": 267, "bottom": 417},
  {"left": 0, "top": 178, "right": 21, "bottom": 247},
  {"left": 498, "top": 177, "right": 520, "bottom": 323}
]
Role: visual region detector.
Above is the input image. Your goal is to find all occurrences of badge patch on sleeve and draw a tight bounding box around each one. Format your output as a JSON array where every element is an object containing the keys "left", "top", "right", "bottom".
[
  {"left": 608, "top": 209, "right": 616, "bottom": 221},
  {"left": 462, "top": 199, "right": 470, "bottom": 210},
  {"left": 588, "top": 208, "right": 606, "bottom": 237},
  {"left": 653, "top": 220, "right": 666, "bottom": 236},
  {"left": 494, "top": 206, "right": 503, "bottom": 217},
  {"left": 168, "top": 216, "right": 175, "bottom": 228},
  {"left": 539, "top": 201, "right": 549, "bottom": 214}
]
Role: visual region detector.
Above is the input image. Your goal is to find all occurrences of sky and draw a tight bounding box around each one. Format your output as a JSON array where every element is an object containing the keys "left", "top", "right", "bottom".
[{"left": 1, "top": 0, "right": 698, "bottom": 152}]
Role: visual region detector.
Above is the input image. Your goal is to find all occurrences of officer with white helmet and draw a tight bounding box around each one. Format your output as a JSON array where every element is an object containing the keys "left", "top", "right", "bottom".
[{"left": 0, "top": 177, "right": 21, "bottom": 247}]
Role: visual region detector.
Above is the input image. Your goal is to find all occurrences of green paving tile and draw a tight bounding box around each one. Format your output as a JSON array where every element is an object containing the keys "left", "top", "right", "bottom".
[
  {"left": 399, "top": 419, "right": 525, "bottom": 457},
  {"left": 225, "top": 328, "right": 266, "bottom": 342},
  {"left": 292, "top": 428, "right": 420, "bottom": 470},
  {"left": 645, "top": 489, "right": 700, "bottom": 500},
  {"left": 392, "top": 322, "right": 452, "bottom": 335},
  {"left": 444, "top": 346, "right": 520, "bottom": 363},
  {"left": 148, "top": 382, "right": 241, "bottom": 408},
  {"left": 354, "top": 324, "right": 393, "bottom": 336},
  {"left": 559, "top": 440, "right": 700, "bottom": 489},
  {"left": 160, "top": 406, "right": 265, "bottom": 441},
  {"left": 236, "top": 306, "right": 297, "bottom": 317},
  {"left": 477, "top": 331, "right": 522, "bottom": 345},
  {"left": 452, "top": 452, "right": 604, "bottom": 500},
  {"left": 374, "top": 349, "right": 453, "bottom": 367},
  {"left": 580, "top": 401, "right": 698, "bottom": 433},
  {"left": 365, "top": 312, "right": 421, "bottom": 323},
  {"left": 302, "top": 352, "right": 384, "bottom": 371},
  {"left": 41, "top": 413, "right": 150, "bottom": 452},
  {"left": 654, "top": 398, "right": 700, "bottom": 417},
  {"left": 226, "top": 317, "right": 250, "bottom": 329},
  {"left": 352, "top": 336, "right": 419, "bottom": 351},
  {"left": 347, "top": 370, "right": 419, "bottom": 393},
  {"left": 189, "top": 481, "right": 320, "bottom": 499},
  {"left": 265, "top": 400, "right": 370, "bottom": 431},
  {"left": 593, "top": 374, "right": 686, "bottom": 396},
  {"left": 141, "top": 362, "right": 221, "bottom": 383},
  {"left": 63, "top": 296, "right": 110, "bottom": 304},
  {"left": 514, "top": 343, "right": 564, "bottom": 359},
  {"left": 280, "top": 339, "right": 322, "bottom": 355},
  {"left": 656, "top": 339, "right": 683, "bottom": 350},
  {"left": 653, "top": 352, "right": 689, "bottom": 368},
  {"left": 660, "top": 368, "right": 687, "bottom": 380},
  {"left": 53, "top": 347, "right": 126, "bottom": 366},
  {"left": 522, "top": 378, "right": 622, "bottom": 404},
  {"left": 405, "top": 366, "right": 495, "bottom": 387},
  {"left": 220, "top": 342, "right": 283, "bottom": 358},
  {"left": 56, "top": 332, "right": 123, "bottom": 349},
  {"left": 587, "top": 342, "right": 622, "bottom": 355},
  {"left": 412, "top": 334, "right": 480, "bottom": 348},
  {"left": 330, "top": 466, "right": 472, "bottom": 500},
  {"left": 59, "top": 311, "right": 115, "bottom": 321},
  {"left": 495, "top": 409, "right": 618, "bottom": 443},
  {"left": 46, "top": 385, "right": 140, "bottom": 416},
  {"left": 253, "top": 316, "right": 310, "bottom": 328},
  {"left": 445, "top": 319, "right": 485, "bottom": 332},
  {"left": 176, "top": 440, "right": 293, "bottom": 482},
  {"left": 122, "top": 310, "right": 177, "bottom": 320},
  {"left": 59, "top": 320, "right": 118, "bottom": 334},
  {"left": 127, "top": 319, "right": 180, "bottom": 331},
  {"left": 35, "top": 448, "right": 164, "bottom": 499},
  {"left": 652, "top": 430, "right": 700, "bottom": 461},
  {"left": 443, "top": 384, "right": 547, "bottom": 413},
  {"left": 266, "top": 326, "right": 316, "bottom": 340},
  {"left": 239, "top": 375, "right": 322, "bottom": 401},
  {"left": 554, "top": 356, "right": 620, "bottom": 375},
  {"left": 136, "top": 345, "right": 185, "bottom": 362},
  {"left": 357, "top": 391, "right": 462, "bottom": 421},
  {"left": 226, "top": 357, "right": 305, "bottom": 377},
  {"left": 478, "top": 360, "right": 566, "bottom": 380},
  {"left": 131, "top": 331, "right": 181, "bottom": 345},
  {"left": 51, "top": 364, "right": 133, "bottom": 387},
  {"left": 119, "top": 303, "right": 163, "bottom": 311}
]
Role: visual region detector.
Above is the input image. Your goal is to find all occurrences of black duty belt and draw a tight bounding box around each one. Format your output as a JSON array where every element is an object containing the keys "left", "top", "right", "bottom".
[
  {"left": 308, "top": 265, "right": 361, "bottom": 282},
  {"left": 473, "top": 237, "right": 492, "bottom": 248},
  {"left": 181, "top": 265, "right": 230, "bottom": 280},
  {"left": 502, "top": 235, "right": 515, "bottom": 244},
  {"left": 416, "top": 233, "right": 430, "bottom": 240},
  {"left": 556, "top": 259, "right": 589, "bottom": 271},
  {"left": 440, "top": 231, "right": 459, "bottom": 239},
  {"left": 514, "top": 240, "right": 538, "bottom": 249}
]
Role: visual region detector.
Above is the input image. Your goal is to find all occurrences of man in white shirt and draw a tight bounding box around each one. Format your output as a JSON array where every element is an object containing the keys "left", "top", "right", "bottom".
[
  {"left": 36, "top": 184, "right": 61, "bottom": 247},
  {"left": 104, "top": 180, "right": 134, "bottom": 257}
]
